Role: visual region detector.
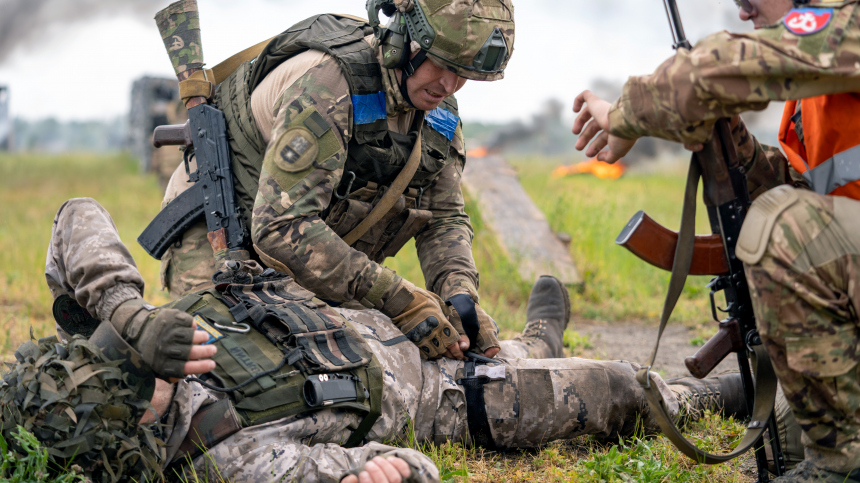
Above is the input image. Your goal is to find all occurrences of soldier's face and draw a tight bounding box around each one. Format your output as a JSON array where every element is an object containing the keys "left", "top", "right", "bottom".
[
  {"left": 402, "top": 56, "right": 468, "bottom": 111},
  {"left": 739, "top": 0, "right": 794, "bottom": 28}
]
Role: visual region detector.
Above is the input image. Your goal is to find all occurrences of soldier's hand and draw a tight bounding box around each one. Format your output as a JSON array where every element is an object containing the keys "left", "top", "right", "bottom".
[
  {"left": 186, "top": 326, "right": 217, "bottom": 375},
  {"left": 383, "top": 281, "right": 463, "bottom": 360},
  {"left": 445, "top": 292, "right": 501, "bottom": 358},
  {"left": 110, "top": 299, "right": 217, "bottom": 379},
  {"left": 341, "top": 456, "right": 411, "bottom": 483},
  {"left": 572, "top": 90, "right": 637, "bottom": 163}
]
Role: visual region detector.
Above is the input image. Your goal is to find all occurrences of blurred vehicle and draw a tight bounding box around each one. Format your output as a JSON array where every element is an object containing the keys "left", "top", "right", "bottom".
[
  {"left": 0, "top": 86, "right": 10, "bottom": 151},
  {"left": 127, "top": 76, "right": 187, "bottom": 187}
]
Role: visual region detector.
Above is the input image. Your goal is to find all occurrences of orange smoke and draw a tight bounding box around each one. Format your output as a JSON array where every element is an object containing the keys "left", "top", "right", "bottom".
[
  {"left": 552, "top": 159, "right": 626, "bottom": 180},
  {"left": 467, "top": 146, "right": 490, "bottom": 158}
]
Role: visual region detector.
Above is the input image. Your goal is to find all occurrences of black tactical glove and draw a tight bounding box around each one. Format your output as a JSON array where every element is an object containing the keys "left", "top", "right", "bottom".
[
  {"left": 445, "top": 290, "right": 500, "bottom": 355},
  {"left": 381, "top": 280, "right": 461, "bottom": 360},
  {"left": 109, "top": 299, "right": 195, "bottom": 379}
]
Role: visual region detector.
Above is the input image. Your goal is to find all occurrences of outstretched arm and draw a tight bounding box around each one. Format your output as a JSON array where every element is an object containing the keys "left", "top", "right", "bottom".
[{"left": 606, "top": 6, "right": 860, "bottom": 145}]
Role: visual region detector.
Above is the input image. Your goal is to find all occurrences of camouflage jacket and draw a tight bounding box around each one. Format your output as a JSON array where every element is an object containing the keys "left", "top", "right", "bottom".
[
  {"left": 608, "top": 0, "right": 860, "bottom": 194},
  {"left": 238, "top": 17, "right": 478, "bottom": 307}
]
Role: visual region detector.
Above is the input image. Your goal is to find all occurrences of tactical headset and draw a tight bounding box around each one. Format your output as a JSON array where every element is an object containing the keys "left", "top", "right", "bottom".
[
  {"left": 367, "top": 0, "right": 431, "bottom": 75},
  {"left": 366, "top": 0, "right": 510, "bottom": 77}
]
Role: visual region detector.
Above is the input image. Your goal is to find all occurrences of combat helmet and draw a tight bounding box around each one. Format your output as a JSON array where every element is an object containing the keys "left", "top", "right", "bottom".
[
  {"left": 367, "top": 0, "right": 515, "bottom": 82},
  {"left": 0, "top": 324, "right": 162, "bottom": 483}
]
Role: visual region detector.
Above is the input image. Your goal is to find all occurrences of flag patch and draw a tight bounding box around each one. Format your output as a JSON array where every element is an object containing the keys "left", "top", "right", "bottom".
[{"left": 784, "top": 8, "right": 833, "bottom": 36}]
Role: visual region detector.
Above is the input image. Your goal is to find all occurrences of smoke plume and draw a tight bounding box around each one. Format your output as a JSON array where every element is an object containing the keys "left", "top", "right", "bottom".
[{"left": 0, "top": 0, "right": 165, "bottom": 65}]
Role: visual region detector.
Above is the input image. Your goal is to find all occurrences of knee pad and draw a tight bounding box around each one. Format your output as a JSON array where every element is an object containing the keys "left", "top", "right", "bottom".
[{"left": 736, "top": 185, "right": 799, "bottom": 265}]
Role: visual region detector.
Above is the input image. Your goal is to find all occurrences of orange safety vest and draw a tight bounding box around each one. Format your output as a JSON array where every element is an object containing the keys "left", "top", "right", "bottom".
[{"left": 778, "top": 93, "right": 860, "bottom": 200}]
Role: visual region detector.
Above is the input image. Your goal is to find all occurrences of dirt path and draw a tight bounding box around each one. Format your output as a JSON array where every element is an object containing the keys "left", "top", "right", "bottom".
[{"left": 570, "top": 319, "right": 739, "bottom": 379}]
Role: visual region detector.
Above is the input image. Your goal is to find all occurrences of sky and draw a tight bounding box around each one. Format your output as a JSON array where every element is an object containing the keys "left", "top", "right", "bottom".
[{"left": 0, "top": 0, "right": 754, "bottom": 124}]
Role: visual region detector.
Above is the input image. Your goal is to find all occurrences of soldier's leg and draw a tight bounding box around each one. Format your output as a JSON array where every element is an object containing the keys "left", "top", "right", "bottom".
[
  {"left": 159, "top": 157, "right": 216, "bottom": 299},
  {"left": 741, "top": 188, "right": 860, "bottom": 475},
  {"left": 498, "top": 275, "right": 570, "bottom": 360},
  {"left": 46, "top": 198, "right": 145, "bottom": 336}
]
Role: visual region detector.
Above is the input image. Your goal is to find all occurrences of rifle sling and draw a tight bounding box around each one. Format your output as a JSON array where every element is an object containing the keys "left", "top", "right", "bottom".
[
  {"left": 635, "top": 160, "right": 778, "bottom": 464},
  {"left": 342, "top": 122, "right": 424, "bottom": 246}
]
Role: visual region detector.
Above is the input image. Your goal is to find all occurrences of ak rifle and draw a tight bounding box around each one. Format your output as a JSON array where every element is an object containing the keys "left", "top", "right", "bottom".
[
  {"left": 616, "top": 0, "right": 785, "bottom": 481},
  {"left": 137, "top": 0, "right": 248, "bottom": 263}
]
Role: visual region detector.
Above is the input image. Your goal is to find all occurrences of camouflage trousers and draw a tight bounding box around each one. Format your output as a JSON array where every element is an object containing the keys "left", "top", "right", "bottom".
[
  {"left": 180, "top": 308, "right": 678, "bottom": 483},
  {"left": 160, "top": 160, "right": 218, "bottom": 299},
  {"left": 742, "top": 188, "right": 860, "bottom": 473}
]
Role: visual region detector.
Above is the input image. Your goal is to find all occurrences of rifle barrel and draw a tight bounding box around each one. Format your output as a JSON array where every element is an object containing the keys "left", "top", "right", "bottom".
[{"left": 662, "top": 0, "right": 692, "bottom": 50}]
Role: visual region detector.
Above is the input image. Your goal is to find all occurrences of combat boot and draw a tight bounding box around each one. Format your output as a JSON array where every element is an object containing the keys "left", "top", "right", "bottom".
[
  {"left": 515, "top": 275, "right": 571, "bottom": 358},
  {"left": 772, "top": 461, "right": 860, "bottom": 482},
  {"left": 667, "top": 373, "right": 749, "bottom": 425}
]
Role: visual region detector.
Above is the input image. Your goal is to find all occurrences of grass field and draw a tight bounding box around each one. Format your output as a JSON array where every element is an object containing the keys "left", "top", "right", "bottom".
[{"left": 0, "top": 152, "right": 755, "bottom": 482}]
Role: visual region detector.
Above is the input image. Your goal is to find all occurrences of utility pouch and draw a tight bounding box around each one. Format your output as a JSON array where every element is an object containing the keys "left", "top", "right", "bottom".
[
  {"left": 171, "top": 273, "right": 383, "bottom": 445},
  {"left": 325, "top": 182, "right": 432, "bottom": 263},
  {"left": 173, "top": 398, "right": 242, "bottom": 463},
  {"left": 221, "top": 278, "right": 374, "bottom": 375}
]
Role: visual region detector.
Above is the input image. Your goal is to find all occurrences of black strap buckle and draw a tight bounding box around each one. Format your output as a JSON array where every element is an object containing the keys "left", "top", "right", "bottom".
[{"left": 456, "top": 360, "right": 497, "bottom": 449}]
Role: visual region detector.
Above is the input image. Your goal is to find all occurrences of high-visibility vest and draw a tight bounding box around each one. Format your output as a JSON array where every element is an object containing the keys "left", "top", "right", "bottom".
[{"left": 778, "top": 94, "right": 860, "bottom": 200}]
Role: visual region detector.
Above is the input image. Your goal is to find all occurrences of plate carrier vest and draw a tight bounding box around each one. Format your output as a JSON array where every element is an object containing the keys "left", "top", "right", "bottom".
[
  {"left": 214, "top": 14, "right": 464, "bottom": 263},
  {"left": 165, "top": 270, "right": 383, "bottom": 463}
]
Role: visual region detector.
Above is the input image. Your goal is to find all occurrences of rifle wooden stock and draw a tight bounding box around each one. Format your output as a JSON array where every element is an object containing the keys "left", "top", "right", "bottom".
[
  {"left": 615, "top": 210, "right": 729, "bottom": 276},
  {"left": 684, "top": 318, "right": 743, "bottom": 378},
  {"left": 152, "top": 121, "right": 192, "bottom": 148}
]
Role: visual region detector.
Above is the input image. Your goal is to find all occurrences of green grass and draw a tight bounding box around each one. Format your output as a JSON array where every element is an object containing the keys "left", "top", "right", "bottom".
[
  {"left": 511, "top": 155, "right": 715, "bottom": 326},
  {"left": 0, "top": 152, "right": 171, "bottom": 355},
  {"left": 0, "top": 427, "right": 88, "bottom": 483}
]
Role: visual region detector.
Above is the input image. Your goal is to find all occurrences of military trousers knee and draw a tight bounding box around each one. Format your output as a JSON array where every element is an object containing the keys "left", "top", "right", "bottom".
[
  {"left": 742, "top": 189, "right": 860, "bottom": 473},
  {"left": 459, "top": 357, "right": 678, "bottom": 449}
]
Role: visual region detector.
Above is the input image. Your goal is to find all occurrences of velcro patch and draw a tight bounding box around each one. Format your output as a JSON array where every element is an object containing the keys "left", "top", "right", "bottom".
[
  {"left": 272, "top": 127, "right": 319, "bottom": 173},
  {"left": 784, "top": 8, "right": 833, "bottom": 36},
  {"left": 426, "top": 107, "right": 459, "bottom": 141},
  {"left": 193, "top": 314, "right": 224, "bottom": 345}
]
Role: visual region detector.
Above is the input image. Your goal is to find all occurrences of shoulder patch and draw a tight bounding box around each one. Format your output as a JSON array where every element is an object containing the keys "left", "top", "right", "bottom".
[
  {"left": 783, "top": 8, "right": 833, "bottom": 36},
  {"left": 425, "top": 107, "right": 460, "bottom": 141},
  {"left": 352, "top": 92, "right": 387, "bottom": 125},
  {"left": 272, "top": 127, "right": 319, "bottom": 173}
]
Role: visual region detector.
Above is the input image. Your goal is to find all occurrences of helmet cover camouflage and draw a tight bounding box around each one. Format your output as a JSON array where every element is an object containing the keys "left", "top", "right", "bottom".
[
  {"left": 0, "top": 327, "right": 162, "bottom": 483},
  {"left": 372, "top": 0, "right": 515, "bottom": 81},
  {"left": 410, "top": 0, "right": 515, "bottom": 81}
]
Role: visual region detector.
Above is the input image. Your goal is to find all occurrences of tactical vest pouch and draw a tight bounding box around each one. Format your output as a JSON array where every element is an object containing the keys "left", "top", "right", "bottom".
[
  {"left": 220, "top": 278, "right": 373, "bottom": 376},
  {"left": 326, "top": 183, "right": 433, "bottom": 263},
  {"left": 173, "top": 398, "right": 242, "bottom": 463},
  {"left": 172, "top": 275, "right": 383, "bottom": 450}
]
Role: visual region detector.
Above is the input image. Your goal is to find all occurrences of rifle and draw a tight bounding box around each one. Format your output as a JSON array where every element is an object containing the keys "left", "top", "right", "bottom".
[
  {"left": 619, "top": 1, "right": 785, "bottom": 481},
  {"left": 137, "top": 0, "right": 248, "bottom": 263}
]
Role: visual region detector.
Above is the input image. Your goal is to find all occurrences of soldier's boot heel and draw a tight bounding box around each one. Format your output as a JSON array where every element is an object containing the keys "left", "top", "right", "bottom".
[
  {"left": 772, "top": 461, "right": 860, "bottom": 483},
  {"left": 666, "top": 372, "right": 749, "bottom": 425},
  {"left": 516, "top": 275, "right": 571, "bottom": 358}
]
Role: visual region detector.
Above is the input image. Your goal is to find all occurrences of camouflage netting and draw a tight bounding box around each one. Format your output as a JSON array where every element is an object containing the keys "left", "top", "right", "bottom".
[{"left": 0, "top": 335, "right": 164, "bottom": 483}]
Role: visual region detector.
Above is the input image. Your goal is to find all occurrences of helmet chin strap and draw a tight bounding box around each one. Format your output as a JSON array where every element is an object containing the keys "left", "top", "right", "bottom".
[{"left": 398, "top": 49, "right": 428, "bottom": 109}]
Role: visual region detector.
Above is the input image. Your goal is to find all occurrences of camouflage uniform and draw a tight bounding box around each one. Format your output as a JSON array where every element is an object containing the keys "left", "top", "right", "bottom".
[
  {"left": 603, "top": 0, "right": 860, "bottom": 474},
  {"left": 160, "top": 14, "right": 487, "bottom": 305},
  {"left": 45, "top": 198, "right": 683, "bottom": 483}
]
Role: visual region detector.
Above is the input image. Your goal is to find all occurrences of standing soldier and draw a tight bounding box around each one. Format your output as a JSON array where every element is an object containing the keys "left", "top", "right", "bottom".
[
  {"left": 572, "top": 0, "right": 860, "bottom": 481},
  {"left": 157, "top": 0, "right": 514, "bottom": 361}
]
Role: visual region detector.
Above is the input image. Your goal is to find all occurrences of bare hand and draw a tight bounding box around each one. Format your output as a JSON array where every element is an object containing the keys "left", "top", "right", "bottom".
[
  {"left": 443, "top": 335, "right": 469, "bottom": 360},
  {"left": 340, "top": 456, "right": 411, "bottom": 483},
  {"left": 185, "top": 325, "right": 218, "bottom": 374},
  {"left": 168, "top": 322, "right": 217, "bottom": 382},
  {"left": 442, "top": 336, "right": 500, "bottom": 359},
  {"left": 572, "top": 90, "right": 637, "bottom": 164}
]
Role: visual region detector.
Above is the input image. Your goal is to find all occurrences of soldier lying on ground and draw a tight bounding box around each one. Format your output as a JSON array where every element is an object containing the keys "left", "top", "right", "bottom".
[
  {"left": 0, "top": 197, "right": 777, "bottom": 483},
  {"left": 571, "top": 0, "right": 860, "bottom": 481}
]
